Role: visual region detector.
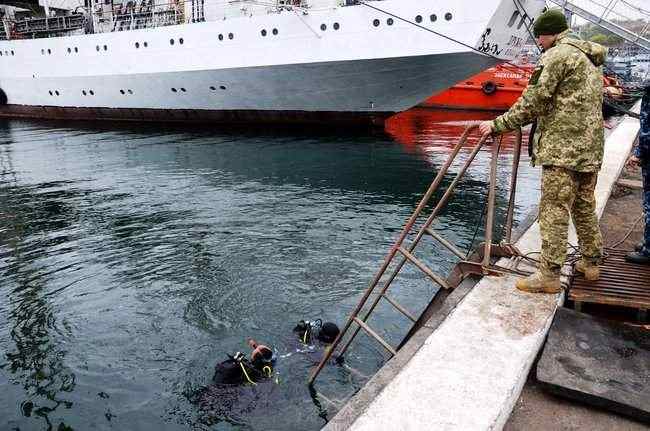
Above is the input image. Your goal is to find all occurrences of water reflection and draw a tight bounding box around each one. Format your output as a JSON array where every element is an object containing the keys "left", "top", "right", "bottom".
[{"left": 0, "top": 109, "right": 540, "bottom": 430}]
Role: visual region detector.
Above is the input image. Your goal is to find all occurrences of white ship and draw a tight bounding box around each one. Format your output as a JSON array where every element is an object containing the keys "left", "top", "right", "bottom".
[{"left": 0, "top": 0, "right": 546, "bottom": 126}]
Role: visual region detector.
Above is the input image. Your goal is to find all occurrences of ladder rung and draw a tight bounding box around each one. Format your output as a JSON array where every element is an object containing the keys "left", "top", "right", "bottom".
[
  {"left": 353, "top": 317, "right": 397, "bottom": 355},
  {"left": 382, "top": 294, "right": 417, "bottom": 322},
  {"left": 424, "top": 227, "right": 466, "bottom": 260},
  {"left": 397, "top": 247, "right": 451, "bottom": 289}
]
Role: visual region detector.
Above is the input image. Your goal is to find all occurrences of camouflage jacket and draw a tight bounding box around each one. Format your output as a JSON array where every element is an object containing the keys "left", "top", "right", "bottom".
[{"left": 493, "top": 31, "right": 607, "bottom": 172}]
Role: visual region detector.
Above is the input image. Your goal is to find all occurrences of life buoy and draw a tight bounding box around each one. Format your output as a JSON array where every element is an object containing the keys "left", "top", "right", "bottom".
[
  {"left": 481, "top": 81, "right": 498, "bottom": 95},
  {"left": 0, "top": 88, "right": 7, "bottom": 105}
]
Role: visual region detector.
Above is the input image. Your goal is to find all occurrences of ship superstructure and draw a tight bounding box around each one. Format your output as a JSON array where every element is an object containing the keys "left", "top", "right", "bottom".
[{"left": 0, "top": 0, "right": 546, "bottom": 125}]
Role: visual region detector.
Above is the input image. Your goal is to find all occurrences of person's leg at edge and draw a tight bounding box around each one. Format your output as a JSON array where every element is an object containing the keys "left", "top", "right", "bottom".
[
  {"left": 517, "top": 166, "right": 575, "bottom": 293},
  {"left": 572, "top": 171, "right": 603, "bottom": 280},
  {"left": 626, "top": 164, "right": 650, "bottom": 264}
]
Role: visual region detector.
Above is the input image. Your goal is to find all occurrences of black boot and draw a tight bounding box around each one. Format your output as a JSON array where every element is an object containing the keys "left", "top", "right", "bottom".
[{"left": 626, "top": 251, "right": 650, "bottom": 265}]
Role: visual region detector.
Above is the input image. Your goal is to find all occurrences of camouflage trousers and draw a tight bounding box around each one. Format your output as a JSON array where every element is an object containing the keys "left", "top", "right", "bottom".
[
  {"left": 642, "top": 165, "right": 650, "bottom": 256},
  {"left": 539, "top": 166, "right": 603, "bottom": 274}
]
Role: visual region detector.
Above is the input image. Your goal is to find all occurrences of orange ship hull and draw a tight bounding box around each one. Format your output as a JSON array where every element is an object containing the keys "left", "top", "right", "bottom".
[{"left": 420, "top": 64, "right": 533, "bottom": 111}]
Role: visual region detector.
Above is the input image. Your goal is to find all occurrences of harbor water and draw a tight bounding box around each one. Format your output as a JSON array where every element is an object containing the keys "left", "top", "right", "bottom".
[{"left": 0, "top": 109, "right": 541, "bottom": 431}]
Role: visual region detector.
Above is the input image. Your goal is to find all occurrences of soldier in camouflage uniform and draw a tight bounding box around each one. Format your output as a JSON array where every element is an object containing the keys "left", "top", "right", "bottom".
[
  {"left": 479, "top": 9, "right": 607, "bottom": 293},
  {"left": 626, "top": 83, "right": 650, "bottom": 264}
]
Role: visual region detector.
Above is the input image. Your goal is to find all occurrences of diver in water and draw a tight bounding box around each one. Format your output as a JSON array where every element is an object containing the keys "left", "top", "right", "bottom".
[
  {"left": 293, "top": 319, "right": 340, "bottom": 346},
  {"left": 211, "top": 338, "right": 276, "bottom": 385}
]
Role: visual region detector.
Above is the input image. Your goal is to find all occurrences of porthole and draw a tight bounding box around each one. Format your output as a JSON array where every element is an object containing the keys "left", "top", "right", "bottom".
[
  {"left": 135, "top": 42, "right": 140, "bottom": 48},
  {"left": 261, "top": 29, "right": 267, "bottom": 36},
  {"left": 127, "top": 89, "right": 133, "bottom": 94},
  {"left": 180, "top": 88, "right": 186, "bottom": 92},
  {"left": 210, "top": 86, "right": 216, "bottom": 90},
  {"left": 171, "top": 88, "right": 177, "bottom": 92},
  {"left": 334, "top": 22, "right": 340, "bottom": 30},
  {"left": 67, "top": 47, "right": 71, "bottom": 53},
  {"left": 89, "top": 90, "right": 94, "bottom": 95},
  {"left": 179, "top": 38, "right": 184, "bottom": 44},
  {"left": 373, "top": 19, "right": 380, "bottom": 27},
  {"left": 55, "top": 90, "right": 59, "bottom": 96},
  {"left": 320, "top": 24, "right": 327, "bottom": 31},
  {"left": 103, "top": 45, "right": 107, "bottom": 51},
  {"left": 144, "top": 42, "right": 148, "bottom": 47},
  {"left": 445, "top": 12, "right": 452, "bottom": 21},
  {"left": 430, "top": 14, "right": 437, "bottom": 22},
  {"left": 220, "top": 85, "right": 226, "bottom": 90},
  {"left": 228, "top": 33, "right": 234, "bottom": 39},
  {"left": 218, "top": 34, "right": 224, "bottom": 41},
  {"left": 170, "top": 38, "right": 175, "bottom": 45},
  {"left": 387, "top": 18, "right": 394, "bottom": 26},
  {"left": 415, "top": 15, "right": 423, "bottom": 23},
  {"left": 120, "top": 89, "right": 125, "bottom": 94},
  {"left": 272, "top": 28, "right": 278, "bottom": 35}
]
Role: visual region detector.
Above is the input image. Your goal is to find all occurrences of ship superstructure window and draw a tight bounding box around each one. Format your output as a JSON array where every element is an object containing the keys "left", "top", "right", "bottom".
[
  {"left": 170, "top": 39, "right": 175, "bottom": 45},
  {"left": 128, "top": 89, "right": 133, "bottom": 94},
  {"left": 180, "top": 88, "right": 187, "bottom": 92},
  {"left": 41, "top": 49, "right": 45, "bottom": 55},
  {"left": 430, "top": 14, "right": 437, "bottom": 22},
  {"left": 228, "top": 33, "right": 234, "bottom": 39},
  {"left": 135, "top": 42, "right": 140, "bottom": 48},
  {"left": 415, "top": 15, "right": 423, "bottom": 23},
  {"left": 74, "top": 47, "right": 78, "bottom": 53},
  {"left": 179, "top": 38, "right": 184, "bottom": 44},
  {"left": 55, "top": 90, "right": 60, "bottom": 95},
  {"left": 82, "top": 90, "right": 87, "bottom": 95},
  {"left": 96, "top": 45, "right": 100, "bottom": 51},
  {"left": 144, "top": 42, "right": 148, "bottom": 47},
  {"left": 220, "top": 85, "right": 226, "bottom": 90},
  {"left": 67, "top": 48, "right": 71, "bottom": 53},
  {"left": 261, "top": 29, "right": 267, "bottom": 36},
  {"left": 218, "top": 34, "right": 224, "bottom": 41},
  {"left": 11, "top": 50, "right": 14, "bottom": 55},
  {"left": 120, "top": 89, "right": 125, "bottom": 94},
  {"left": 171, "top": 88, "right": 177, "bottom": 92},
  {"left": 373, "top": 19, "right": 380, "bottom": 27},
  {"left": 272, "top": 28, "right": 278, "bottom": 35},
  {"left": 445, "top": 13, "right": 453, "bottom": 21},
  {"left": 47, "top": 49, "right": 52, "bottom": 54},
  {"left": 210, "top": 86, "right": 216, "bottom": 90},
  {"left": 89, "top": 90, "right": 94, "bottom": 95},
  {"left": 321, "top": 24, "right": 327, "bottom": 31},
  {"left": 334, "top": 22, "right": 340, "bottom": 30},
  {"left": 104, "top": 45, "right": 108, "bottom": 51},
  {"left": 387, "top": 18, "right": 393, "bottom": 26},
  {"left": 49, "top": 90, "right": 53, "bottom": 95}
]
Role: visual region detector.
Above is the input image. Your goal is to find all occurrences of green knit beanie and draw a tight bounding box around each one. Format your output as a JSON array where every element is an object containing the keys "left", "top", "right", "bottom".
[{"left": 533, "top": 9, "right": 568, "bottom": 37}]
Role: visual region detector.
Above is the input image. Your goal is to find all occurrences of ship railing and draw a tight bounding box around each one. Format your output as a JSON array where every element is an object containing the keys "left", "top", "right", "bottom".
[
  {"left": 11, "top": 14, "right": 87, "bottom": 38},
  {"left": 91, "top": 1, "right": 184, "bottom": 34}
]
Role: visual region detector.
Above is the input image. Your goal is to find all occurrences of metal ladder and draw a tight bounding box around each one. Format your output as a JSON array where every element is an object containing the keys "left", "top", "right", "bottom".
[
  {"left": 549, "top": 0, "right": 649, "bottom": 51},
  {"left": 308, "top": 125, "right": 526, "bottom": 385}
]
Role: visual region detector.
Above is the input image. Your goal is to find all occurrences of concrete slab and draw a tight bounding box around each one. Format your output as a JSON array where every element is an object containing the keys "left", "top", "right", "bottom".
[
  {"left": 537, "top": 308, "right": 650, "bottom": 423},
  {"left": 325, "top": 105, "right": 642, "bottom": 431}
]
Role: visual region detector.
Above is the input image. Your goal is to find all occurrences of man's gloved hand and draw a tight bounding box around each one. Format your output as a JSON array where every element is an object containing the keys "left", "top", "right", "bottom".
[{"left": 479, "top": 121, "right": 495, "bottom": 138}]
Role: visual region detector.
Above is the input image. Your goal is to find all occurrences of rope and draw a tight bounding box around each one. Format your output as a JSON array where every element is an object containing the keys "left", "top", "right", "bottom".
[{"left": 608, "top": 214, "right": 644, "bottom": 249}]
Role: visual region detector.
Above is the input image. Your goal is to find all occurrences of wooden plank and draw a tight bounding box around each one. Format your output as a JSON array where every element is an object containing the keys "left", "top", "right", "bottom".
[{"left": 353, "top": 317, "right": 397, "bottom": 356}]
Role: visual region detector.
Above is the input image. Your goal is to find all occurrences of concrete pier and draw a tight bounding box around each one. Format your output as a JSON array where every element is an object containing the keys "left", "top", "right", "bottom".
[{"left": 324, "top": 106, "right": 642, "bottom": 431}]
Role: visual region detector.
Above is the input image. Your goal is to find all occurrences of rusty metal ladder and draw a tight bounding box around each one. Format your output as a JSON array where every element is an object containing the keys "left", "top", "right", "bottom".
[{"left": 308, "top": 125, "right": 525, "bottom": 385}]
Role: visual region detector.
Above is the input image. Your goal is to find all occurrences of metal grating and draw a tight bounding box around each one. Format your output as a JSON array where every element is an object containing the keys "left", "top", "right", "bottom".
[{"left": 570, "top": 249, "right": 650, "bottom": 310}]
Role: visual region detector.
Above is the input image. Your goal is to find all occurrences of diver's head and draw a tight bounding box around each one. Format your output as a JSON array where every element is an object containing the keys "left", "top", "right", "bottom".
[
  {"left": 317, "top": 322, "right": 340, "bottom": 344},
  {"left": 248, "top": 338, "right": 274, "bottom": 369}
]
